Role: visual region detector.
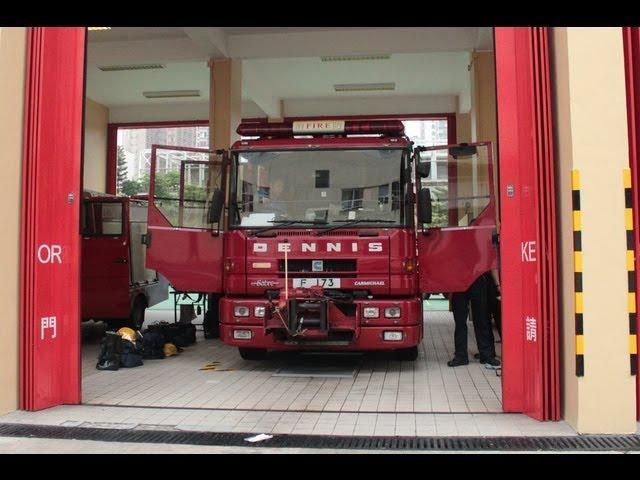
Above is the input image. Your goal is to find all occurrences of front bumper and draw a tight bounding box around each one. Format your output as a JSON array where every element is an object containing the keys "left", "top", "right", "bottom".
[
  {"left": 219, "top": 296, "right": 423, "bottom": 351},
  {"left": 220, "top": 323, "right": 423, "bottom": 351}
]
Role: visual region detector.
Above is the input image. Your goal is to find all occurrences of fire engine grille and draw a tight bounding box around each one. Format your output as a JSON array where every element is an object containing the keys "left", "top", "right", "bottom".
[
  {"left": 278, "top": 259, "right": 356, "bottom": 272},
  {"left": 275, "top": 230, "right": 359, "bottom": 237},
  {"left": 1, "top": 423, "right": 640, "bottom": 451}
]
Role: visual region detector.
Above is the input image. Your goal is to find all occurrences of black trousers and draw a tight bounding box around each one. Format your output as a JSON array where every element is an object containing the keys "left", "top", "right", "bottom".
[
  {"left": 486, "top": 278, "right": 502, "bottom": 339},
  {"left": 451, "top": 275, "right": 496, "bottom": 360}
]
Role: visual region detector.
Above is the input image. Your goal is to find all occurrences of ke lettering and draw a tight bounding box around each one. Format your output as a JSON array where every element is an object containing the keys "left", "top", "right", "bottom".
[{"left": 521, "top": 241, "right": 537, "bottom": 262}]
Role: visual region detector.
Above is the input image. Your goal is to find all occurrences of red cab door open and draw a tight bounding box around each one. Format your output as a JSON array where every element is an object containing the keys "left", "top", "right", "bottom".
[
  {"left": 146, "top": 145, "right": 227, "bottom": 293},
  {"left": 416, "top": 142, "right": 498, "bottom": 294}
]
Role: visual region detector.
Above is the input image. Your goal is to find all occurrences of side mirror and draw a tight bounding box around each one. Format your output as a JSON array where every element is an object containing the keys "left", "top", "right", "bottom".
[
  {"left": 207, "top": 188, "right": 224, "bottom": 224},
  {"left": 449, "top": 144, "right": 477, "bottom": 158},
  {"left": 417, "top": 188, "right": 432, "bottom": 224},
  {"left": 416, "top": 162, "right": 431, "bottom": 178}
]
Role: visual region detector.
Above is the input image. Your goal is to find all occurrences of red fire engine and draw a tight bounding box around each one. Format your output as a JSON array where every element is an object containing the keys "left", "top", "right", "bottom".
[
  {"left": 145, "top": 120, "right": 497, "bottom": 360},
  {"left": 81, "top": 193, "right": 169, "bottom": 329}
]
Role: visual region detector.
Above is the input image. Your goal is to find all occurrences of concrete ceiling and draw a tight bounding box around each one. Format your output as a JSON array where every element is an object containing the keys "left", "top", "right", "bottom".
[{"left": 86, "top": 27, "right": 493, "bottom": 119}]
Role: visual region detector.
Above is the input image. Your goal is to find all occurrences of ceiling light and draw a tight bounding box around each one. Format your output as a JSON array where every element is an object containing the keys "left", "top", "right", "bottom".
[
  {"left": 334, "top": 83, "right": 396, "bottom": 92},
  {"left": 88, "top": 27, "right": 112, "bottom": 31},
  {"left": 98, "top": 64, "right": 165, "bottom": 72},
  {"left": 321, "top": 54, "right": 391, "bottom": 62},
  {"left": 143, "top": 90, "right": 201, "bottom": 99}
]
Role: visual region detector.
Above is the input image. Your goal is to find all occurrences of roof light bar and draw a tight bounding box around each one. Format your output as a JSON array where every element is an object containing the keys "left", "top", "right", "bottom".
[
  {"left": 88, "top": 27, "right": 112, "bottom": 31},
  {"left": 236, "top": 120, "right": 404, "bottom": 138}
]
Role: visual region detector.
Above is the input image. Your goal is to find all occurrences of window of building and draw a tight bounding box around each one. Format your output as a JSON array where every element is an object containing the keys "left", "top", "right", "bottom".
[
  {"left": 113, "top": 122, "right": 209, "bottom": 196},
  {"left": 315, "top": 170, "right": 330, "bottom": 188},
  {"left": 378, "top": 184, "right": 390, "bottom": 204},
  {"left": 341, "top": 188, "right": 364, "bottom": 211}
]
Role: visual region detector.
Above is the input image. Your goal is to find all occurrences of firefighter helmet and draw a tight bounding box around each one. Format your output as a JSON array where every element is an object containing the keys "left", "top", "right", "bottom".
[
  {"left": 163, "top": 343, "right": 178, "bottom": 357},
  {"left": 117, "top": 327, "right": 137, "bottom": 343}
]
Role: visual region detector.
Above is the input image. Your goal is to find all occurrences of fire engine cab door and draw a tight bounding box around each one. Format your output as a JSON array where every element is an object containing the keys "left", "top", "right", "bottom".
[
  {"left": 81, "top": 199, "right": 131, "bottom": 319},
  {"left": 416, "top": 142, "right": 498, "bottom": 293},
  {"left": 146, "top": 146, "right": 226, "bottom": 293}
]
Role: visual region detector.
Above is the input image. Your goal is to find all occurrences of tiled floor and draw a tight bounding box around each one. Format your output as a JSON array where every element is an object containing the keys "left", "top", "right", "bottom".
[
  {"left": 0, "top": 405, "right": 579, "bottom": 437},
  {"left": 81, "top": 310, "right": 502, "bottom": 413}
]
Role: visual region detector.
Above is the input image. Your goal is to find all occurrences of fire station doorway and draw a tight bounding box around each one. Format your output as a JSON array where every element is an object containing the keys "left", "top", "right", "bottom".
[{"left": 20, "top": 27, "right": 559, "bottom": 422}]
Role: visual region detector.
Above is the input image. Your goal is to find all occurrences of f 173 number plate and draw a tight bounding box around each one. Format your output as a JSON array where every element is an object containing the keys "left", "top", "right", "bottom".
[{"left": 292, "top": 278, "right": 341, "bottom": 288}]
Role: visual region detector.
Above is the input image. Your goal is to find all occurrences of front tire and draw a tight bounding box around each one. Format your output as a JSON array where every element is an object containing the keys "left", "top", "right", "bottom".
[
  {"left": 239, "top": 348, "right": 267, "bottom": 360},
  {"left": 395, "top": 346, "right": 419, "bottom": 361}
]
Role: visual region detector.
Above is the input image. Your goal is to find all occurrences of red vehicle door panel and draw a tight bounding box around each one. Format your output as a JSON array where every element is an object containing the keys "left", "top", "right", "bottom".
[
  {"left": 146, "top": 146, "right": 226, "bottom": 293},
  {"left": 81, "top": 199, "right": 130, "bottom": 319},
  {"left": 416, "top": 142, "right": 498, "bottom": 293}
]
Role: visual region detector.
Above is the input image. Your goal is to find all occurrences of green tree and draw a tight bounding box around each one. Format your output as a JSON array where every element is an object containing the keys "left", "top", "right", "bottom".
[
  {"left": 116, "top": 146, "right": 128, "bottom": 194},
  {"left": 121, "top": 179, "right": 142, "bottom": 196}
]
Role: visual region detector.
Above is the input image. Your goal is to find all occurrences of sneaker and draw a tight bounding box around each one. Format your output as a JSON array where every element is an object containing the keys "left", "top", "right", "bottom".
[
  {"left": 447, "top": 356, "right": 469, "bottom": 367},
  {"left": 481, "top": 357, "right": 501, "bottom": 369}
]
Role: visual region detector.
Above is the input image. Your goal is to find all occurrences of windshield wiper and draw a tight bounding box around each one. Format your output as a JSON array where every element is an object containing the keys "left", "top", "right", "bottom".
[
  {"left": 316, "top": 219, "right": 395, "bottom": 236},
  {"left": 251, "top": 219, "right": 328, "bottom": 236}
]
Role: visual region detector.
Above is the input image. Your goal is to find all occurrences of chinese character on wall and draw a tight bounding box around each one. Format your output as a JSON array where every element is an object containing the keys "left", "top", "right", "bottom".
[{"left": 525, "top": 316, "right": 537, "bottom": 342}]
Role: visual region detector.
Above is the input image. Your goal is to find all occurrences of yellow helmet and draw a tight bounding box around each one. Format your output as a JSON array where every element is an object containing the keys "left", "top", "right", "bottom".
[
  {"left": 117, "top": 327, "right": 137, "bottom": 343},
  {"left": 163, "top": 343, "right": 178, "bottom": 357}
]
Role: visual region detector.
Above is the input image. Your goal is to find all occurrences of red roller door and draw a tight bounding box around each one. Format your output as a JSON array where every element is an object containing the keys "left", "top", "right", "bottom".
[
  {"left": 20, "top": 27, "right": 86, "bottom": 410},
  {"left": 495, "top": 27, "right": 560, "bottom": 421}
]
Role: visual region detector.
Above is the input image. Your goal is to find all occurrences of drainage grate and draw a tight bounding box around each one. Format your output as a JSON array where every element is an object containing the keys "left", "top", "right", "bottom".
[{"left": 1, "top": 423, "right": 639, "bottom": 451}]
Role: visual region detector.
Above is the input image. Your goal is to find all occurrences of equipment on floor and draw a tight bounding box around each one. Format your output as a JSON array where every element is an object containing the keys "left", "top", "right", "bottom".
[
  {"left": 120, "top": 336, "right": 144, "bottom": 368},
  {"left": 96, "top": 331, "right": 122, "bottom": 370},
  {"left": 96, "top": 328, "right": 144, "bottom": 370},
  {"left": 140, "top": 321, "right": 196, "bottom": 359},
  {"left": 117, "top": 327, "right": 138, "bottom": 343},
  {"left": 141, "top": 328, "right": 165, "bottom": 360},
  {"left": 163, "top": 343, "right": 179, "bottom": 357}
]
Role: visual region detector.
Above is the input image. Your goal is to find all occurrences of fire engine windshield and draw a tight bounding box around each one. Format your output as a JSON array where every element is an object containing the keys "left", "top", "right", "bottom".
[{"left": 231, "top": 149, "right": 405, "bottom": 228}]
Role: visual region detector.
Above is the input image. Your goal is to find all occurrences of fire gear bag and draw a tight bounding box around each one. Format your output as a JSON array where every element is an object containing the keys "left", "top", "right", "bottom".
[
  {"left": 142, "top": 329, "right": 165, "bottom": 359},
  {"left": 96, "top": 332, "right": 122, "bottom": 370},
  {"left": 120, "top": 338, "right": 144, "bottom": 368}
]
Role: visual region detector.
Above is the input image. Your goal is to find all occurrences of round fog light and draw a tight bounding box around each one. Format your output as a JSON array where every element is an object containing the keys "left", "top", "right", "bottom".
[
  {"left": 383, "top": 331, "right": 403, "bottom": 341},
  {"left": 234, "top": 306, "right": 250, "bottom": 317},
  {"left": 363, "top": 307, "right": 379, "bottom": 318},
  {"left": 384, "top": 307, "right": 401, "bottom": 318}
]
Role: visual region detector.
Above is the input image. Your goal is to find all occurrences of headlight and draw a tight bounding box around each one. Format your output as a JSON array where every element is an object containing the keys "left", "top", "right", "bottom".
[
  {"left": 384, "top": 307, "right": 401, "bottom": 318},
  {"left": 254, "top": 306, "right": 266, "bottom": 317},
  {"left": 233, "top": 330, "right": 252, "bottom": 339},
  {"left": 234, "top": 306, "right": 250, "bottom": 317},
  {"left": 363, "top": 307, "right": 379, "bottom": 318}
]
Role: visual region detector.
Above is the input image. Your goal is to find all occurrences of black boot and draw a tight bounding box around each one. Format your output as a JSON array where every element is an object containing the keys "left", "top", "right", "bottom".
[{"left": 447, "top": 356, "right": 469, "bottom": 367}]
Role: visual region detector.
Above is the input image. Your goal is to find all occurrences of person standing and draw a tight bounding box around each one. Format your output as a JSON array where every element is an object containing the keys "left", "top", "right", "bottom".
[{"left": 447, "top": 274, "right": 501, "bottom": 369}]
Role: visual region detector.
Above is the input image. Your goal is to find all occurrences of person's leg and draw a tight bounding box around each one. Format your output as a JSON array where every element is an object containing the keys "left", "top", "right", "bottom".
[
  {"left": 449, "top": 292, "right": 470, "bottom": 363},
  {"left": 469, "top": 277, "right": 495, "bottom": 362},
  {"left": 486, "top": 276, "right": 502, "bottom": 341},
  {"left": 491, "top": 298, "right": 502, "bottom": 340}
]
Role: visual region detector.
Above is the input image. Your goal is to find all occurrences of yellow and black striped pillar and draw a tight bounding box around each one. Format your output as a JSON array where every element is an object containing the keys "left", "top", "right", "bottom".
[
  {"left": 572, "top": 170, "right": 584, "bottom": 376},
  {"left": 624, "top": 169, "right": 637, "bottom": 376}
]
